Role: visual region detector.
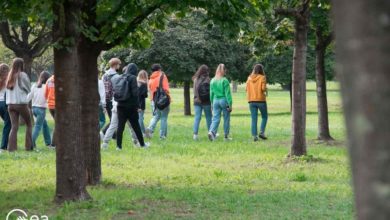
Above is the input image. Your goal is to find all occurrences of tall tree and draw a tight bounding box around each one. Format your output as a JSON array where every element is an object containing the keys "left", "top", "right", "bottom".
[
  {"left": 333, "top": 0, "right": 390, "bottom": 219},
  {"left": 276, "top": 0, "right": 311, "bottom": 156},
  {"left": 311, "top": 0, "right": 334, "bottom": 141}
]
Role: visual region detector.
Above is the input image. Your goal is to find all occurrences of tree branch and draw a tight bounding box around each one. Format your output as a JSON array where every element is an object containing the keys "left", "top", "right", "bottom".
[
  {"left": 275, "top": 8, "right": 299, "bottom": 18},
  {"left": 0, "top": 21, "right": 23, "bottom": 54}
]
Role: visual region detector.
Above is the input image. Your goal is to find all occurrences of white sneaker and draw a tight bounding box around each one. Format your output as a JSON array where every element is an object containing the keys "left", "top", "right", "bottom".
[
  {"left": 133, "top": 139, "right": 139, "bottom": 146},
  {"left": 160, "top": 136, "right": 166, "bottom": 140},
  {"left": 193, "top": 134, "right": 198, "bottom": 141},
  {"left": 208, "top": 132, "right": 215, "bottom": 141},
  {"left": 116, "top": 147, "right": 122, "bottom": 151},
  {"left": 224, "top": 136, "right": 233, "bottom": 141},
  {"left": 100, "top": 131, "right": 104, "bottom": 141},
  {"left": 216, "top": 133, "right": 220, "bottom": 138},
  {"left": 142, "top": 142, "right": 150, "bottom": 148},
  {"left": 101, "top": 142, "right": 108, "bottom": 149}
]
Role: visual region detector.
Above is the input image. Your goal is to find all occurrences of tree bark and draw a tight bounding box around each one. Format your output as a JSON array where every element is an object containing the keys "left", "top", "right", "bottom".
[
  {"left": 78, "top": 37, "right": 101, "bottom": 185},
  {"left": 290, "top": 3, "right": 310, "bottom": 156},
  {"left": 232, "top": 81, "right": 238, "bottom": 93},
  {"left": 333, "top": 0, "right": 390, "bottom": 219},
  {"left": 21, "top": 55, "right": 33, "bottom": 78},
  {"left": 184, "top": 81, "right": 191, "bottom": 116},
  {"left": 53, "top": 0, "right": 90, "bottom": 203},
  {"left": 315, "top": 36, "right": 333, "bottom": 141}
]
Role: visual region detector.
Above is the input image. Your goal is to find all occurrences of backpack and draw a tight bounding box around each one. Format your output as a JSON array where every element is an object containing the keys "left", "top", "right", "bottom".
[
  {"left": 112, "top": 74, "right": 131, "bottom": 102},
  {"left": 103, "top": 74, "right": 115, "bottom": 100},
  {"left": 153, "top": 73, "right": 170, "bottom": 110},
  {"left": 198, "top": 80, "right": 210, "bottom": 103}
]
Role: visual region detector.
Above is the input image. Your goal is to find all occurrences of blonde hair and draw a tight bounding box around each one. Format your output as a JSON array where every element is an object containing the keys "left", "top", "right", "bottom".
[
  {"left": 137, "top": 70, "right": 149, "bottom": 84},
  {"left": 6, "top": 58, "right": 24, "bottom": 90},
  {"left": 108, "top": 58, "right": 121, "bottom": 67},
  {"left": 0, "top": 63, "right": 10, "bottom": 90},
  {"left": 215, "top": 64, "right": 226, "bottom": 79}
]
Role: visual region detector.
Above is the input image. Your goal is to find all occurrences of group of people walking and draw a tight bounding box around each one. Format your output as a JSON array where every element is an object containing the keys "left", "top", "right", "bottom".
[
  {"left": 0, "top": 57, "right": 269, "bottom": 152},
  {"left": 0, "top": 58, "right": 56, "bottom": 152}
]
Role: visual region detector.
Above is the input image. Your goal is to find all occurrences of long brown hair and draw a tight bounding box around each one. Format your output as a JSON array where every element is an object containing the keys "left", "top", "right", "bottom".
[
  {"left": 37, "top": 71, "right": 51, "bottom": 88},
  {"left": 0, "top": 63, "right": 10, "bottom": 90},
  {"left": 252, "top": 64, "right": 265, "bottom": 75},
  {"left": 192, "top": 65, "right": 209, "bottom": 81},
  {"left": 6, "top": 58, "right": 24, "bottom": 90}
]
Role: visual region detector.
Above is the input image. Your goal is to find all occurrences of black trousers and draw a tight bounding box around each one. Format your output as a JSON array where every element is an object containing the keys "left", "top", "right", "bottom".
[
  {"left": 102, "top": 100, "right": 115, "bottom": 137},
  {"left": 117, "top": 106, "right": 145, "bottom": 148}
]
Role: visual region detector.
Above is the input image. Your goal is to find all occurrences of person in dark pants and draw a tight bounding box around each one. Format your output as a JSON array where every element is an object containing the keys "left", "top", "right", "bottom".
[
  {"left": 114, "top": 63, "right": 149, "bottom": 150},
  {"left": 0, "top": 63, "right": 11, "bottom": 150}
]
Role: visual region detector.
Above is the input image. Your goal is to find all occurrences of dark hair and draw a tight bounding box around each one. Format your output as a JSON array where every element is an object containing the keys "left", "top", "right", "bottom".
[
  {"left": 151, "top": 64, "right": 162, "bottom": 72},
  {"left": 37, "top": 71, "right": 51, "bottom": 88},
  {"left": 6, "top": 58, "right": 24, "bottom": 90},
  {"left": 252, "top": 64, "right": 264, "bottom": 75},
  {"left": 0, "top": 63, "right": 10, "bottom": 90},
  {"left": 192, "top": 65, "right": 209, "bottom": 81}
]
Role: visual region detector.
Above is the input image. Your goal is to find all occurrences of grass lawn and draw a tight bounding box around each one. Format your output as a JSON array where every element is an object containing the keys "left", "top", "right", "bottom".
[{"left": 0, "top": 81, "right": 353, "bottom": 219}]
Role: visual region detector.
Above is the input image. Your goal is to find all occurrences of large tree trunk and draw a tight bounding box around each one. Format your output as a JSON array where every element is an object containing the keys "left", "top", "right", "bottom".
[
  {"left": 53, "top": 0, "right": 90, "bottom": 203},
  {"left": 184, "top": 81, "right": 191, "bottom": 116},
  {"left": 22, "top": 55, "right": 33, "bottom": 79},
  {"left": 333, "top": 0, "right": 390, "bottom": 219},
  {"left": 290, "top": 8, "right": 309, "bottom": 156},
  {"left": 78, "top": 37, "right": 101, "bottom": 185},
  {"left": 315, "top": 40, "right": 333, "bottom": 141}
]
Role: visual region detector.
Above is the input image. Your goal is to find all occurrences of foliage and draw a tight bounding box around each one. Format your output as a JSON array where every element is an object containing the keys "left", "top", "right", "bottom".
[{"left": 0, "top": 82, "right": 352, "bottom": 219}]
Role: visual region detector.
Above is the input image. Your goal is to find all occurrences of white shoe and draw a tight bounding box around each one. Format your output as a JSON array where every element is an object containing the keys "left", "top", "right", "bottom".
[
  {"left": 215, "top": 133, "right": 220, "bottom": 138},
  {"left": 224, "top": 136, "right": 233, "bottom": 141},
  {"left": 116, "top": 147, "right": 122, "bottom": 151},
  {"left": 208, "top": 132, "right": 215, "bottom": 141},
  {"left": 142, "top": 142, "right": 150, "bottom": 148},
  {"left": 133, "top": 139, "right": 139, "bottom": 146},
  {"left": 193, "top": 134, "right": 198, "bottom": 141},
  {"left": 101, "top": 142, "right": 108, "bottom": 149},
  {"left": 160, "top": 136, "right": 166, "bottom": 140}
]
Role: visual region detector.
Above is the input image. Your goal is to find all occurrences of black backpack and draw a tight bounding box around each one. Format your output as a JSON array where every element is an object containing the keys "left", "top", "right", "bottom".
[
  {"left": 153, "top": 73, "right": 170, "bottom": 110},
  {"left": 198, "top": 80, "right": 210, "bottom": 103},
  {"left": 112, "top": 74, "right": 131, "bottom": 102}
]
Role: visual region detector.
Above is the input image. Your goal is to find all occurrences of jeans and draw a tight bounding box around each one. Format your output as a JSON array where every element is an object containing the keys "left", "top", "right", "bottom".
[
  {"left": 8, "top": 104, "right": 33, "bottom": 151},
  {"left": 249, "top": 102, "right": 268, "bottom": 136},
  {"left": 32, "top": 107, "right": 51, "bottom": 146},
  {"left": 148, "top": 102, "right": 170, "bottom": 137},
  {"left": 209, "top": 98, "right": 230, "bottom": 137},
  {"left": 117, "top": 106, "right": 145, "bottom": 148},
  {"left": 99, "top": 105, "right": 106, "bottom": 130},
  {"left": 193, "top": 104, "right": 212, "bottom": 135},
  {"left": 138, "top": 110, "right": 145, "bottom": 134},
  {"left": 102, "top": 100, "right": 113, "bottom": 134},
  {"left": 0, "top": 101, "right": 11, "bottom": 149},
  {"left": 103, "top": 109, "right": 133, "bottom": 144}
]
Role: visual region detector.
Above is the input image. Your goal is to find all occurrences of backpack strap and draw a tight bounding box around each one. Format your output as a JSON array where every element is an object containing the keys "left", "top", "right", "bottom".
[{"left": 158, "top": 72, "right": 164, "bottom": 90}]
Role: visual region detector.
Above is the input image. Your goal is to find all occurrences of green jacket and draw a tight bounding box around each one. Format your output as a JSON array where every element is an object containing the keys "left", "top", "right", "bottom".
[{"left": 210, "top": 77, "right": 232, "bottom": 107}]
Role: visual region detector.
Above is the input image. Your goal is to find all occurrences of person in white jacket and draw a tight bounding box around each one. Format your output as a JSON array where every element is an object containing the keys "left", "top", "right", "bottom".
[
  {"left": 27, "top": 71, "right": 52, "bottom": 148},
  {"left": 98, "top": 78, "right": 106, "bottom": 130},
  {"left": 6, "top": 58, "right": 32, "bottom": 151}
]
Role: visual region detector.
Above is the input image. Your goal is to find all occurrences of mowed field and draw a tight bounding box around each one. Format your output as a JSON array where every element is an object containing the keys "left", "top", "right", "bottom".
[{"left": 0, "top": 81, "right": 353, "bottom": 219}]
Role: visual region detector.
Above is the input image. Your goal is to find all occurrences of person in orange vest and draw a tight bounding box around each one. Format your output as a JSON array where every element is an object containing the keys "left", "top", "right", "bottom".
[{"left": 45, "top": 74, "right": 56, "bottom": 148}]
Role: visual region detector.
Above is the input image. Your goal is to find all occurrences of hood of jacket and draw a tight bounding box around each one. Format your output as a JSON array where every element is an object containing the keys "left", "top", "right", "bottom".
[
  {"left": 125, "top": 63, "right": 138, "bottom": 76},
  {"left": 247, "top": 73, "right": 264, "bottom": 83},
  {"left": 150, "top": 71, "right": 162, "bottom": 80}
]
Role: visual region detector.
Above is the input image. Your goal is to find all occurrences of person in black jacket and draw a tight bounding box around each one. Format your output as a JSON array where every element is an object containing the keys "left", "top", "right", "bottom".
[
  {"left": 137, "top": 70, "right": 148, "bottom": 134},
  {"left": 116, "top": 63, "right": 149, "bottom": 149}
]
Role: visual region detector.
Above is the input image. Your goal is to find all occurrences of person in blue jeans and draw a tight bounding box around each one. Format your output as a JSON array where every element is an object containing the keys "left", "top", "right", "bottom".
[
  {"left": 246, "top": 64, "right": 268, "bottom": 141},
  {"left": 28, "top": 71, "right": 52, "bottom": 147},
  {"left": 208, "top": 64, "right": 233, "bottom": 141},
  {"left": 192, "top": 65, "right": 212, "bottom": 140},
  {"left": 0, "top": 63, "right": 11, "bottom": 150}
]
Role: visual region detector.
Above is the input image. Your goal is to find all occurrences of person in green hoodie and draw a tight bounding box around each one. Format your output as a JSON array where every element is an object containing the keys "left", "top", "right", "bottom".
[{"left": 208, "top": 64, "right": 233, "bottom": 141}]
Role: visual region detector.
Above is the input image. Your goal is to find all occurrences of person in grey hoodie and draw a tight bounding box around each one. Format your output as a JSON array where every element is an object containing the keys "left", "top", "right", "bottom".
[
  {"left": 5, "top": 58, "right": 32, "bottom": 151},
  {"left": 113, "top": 63, "right": 149, "bottom": 149}
]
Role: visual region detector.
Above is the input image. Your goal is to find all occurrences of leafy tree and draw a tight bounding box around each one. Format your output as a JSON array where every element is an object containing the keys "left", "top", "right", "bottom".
[{"left": 127, "top": 11, "right": 251, "bottom": 115}]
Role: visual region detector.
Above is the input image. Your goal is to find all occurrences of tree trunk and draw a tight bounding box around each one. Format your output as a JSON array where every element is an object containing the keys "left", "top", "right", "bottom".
[
  {"left": 53, "top": 0, "right": 90, "bottom": 203},
  {"left": 232, "top": 81, "right": 238, "bottom": 93},
  {"left": 333, "top": 0, "right": 390, "bottom": 219},
  {"left": 184, "top": 81, "right": 191, "bottom": 116},
  {"left": 315, "top": 43, "right": 333, "bottom": 141},
  {"left": 290, "top": 9, "right": 309, "bottom": 156},
  {"left": 22, "top": 55, "right": 33, "bottom": 79},
  {"left": 78, "top": 37, "right": 101, "bottom": 185}
]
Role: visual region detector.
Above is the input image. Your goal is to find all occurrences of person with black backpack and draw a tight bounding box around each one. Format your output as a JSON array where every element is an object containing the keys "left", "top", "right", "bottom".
[
  {"left": 111, "top": 63, "right": 149, "bottom": 150},
  {"left": 192, "top": 65, "right": 212, "bottom": 140},
  {"left": 100, "top": 58, "right": 121, "bottom": 138},
  {"left": 145, "top": 64, "right": 171, "bottom": 140}
]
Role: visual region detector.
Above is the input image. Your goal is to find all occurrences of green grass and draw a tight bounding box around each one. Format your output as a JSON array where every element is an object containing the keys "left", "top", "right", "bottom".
[{"left": 0, "top": 81, "right": 353, "bottom": 219}]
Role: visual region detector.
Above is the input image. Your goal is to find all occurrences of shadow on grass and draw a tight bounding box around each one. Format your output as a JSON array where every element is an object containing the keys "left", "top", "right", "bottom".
[{"left": 0, "top": 182, "right": 352, "bottom": 219}]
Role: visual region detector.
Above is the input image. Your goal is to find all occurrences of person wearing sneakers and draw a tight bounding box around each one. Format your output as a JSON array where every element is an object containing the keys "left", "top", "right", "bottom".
[
  {"left": 208, "top": 64, "right": 232, "bottom": 141},
  {"left": 112, "top": 63, "right": 149, "bottom": 150},
  {"left": 246, "top": 64, "right": 268, "bottom": 141},
  {"left": 45, "top": 74, "right": 56, "bottom": 148},
  {"left": 28, "top": 71, "right": 52, "bottom": 148},
  {"left": 145, "top": 64, "right": 171, "bottom": 140},
  {"left": 192, "top": 65, "right": 212, "bottom": 140}
]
